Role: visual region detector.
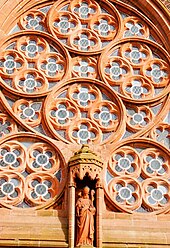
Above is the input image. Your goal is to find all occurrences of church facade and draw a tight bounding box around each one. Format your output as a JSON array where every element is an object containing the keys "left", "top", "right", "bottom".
[{"left": 0, "top": 0, "right": 169, "bottom": 247}]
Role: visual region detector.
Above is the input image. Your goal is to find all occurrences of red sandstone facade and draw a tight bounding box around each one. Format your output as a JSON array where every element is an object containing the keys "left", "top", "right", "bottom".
[{"left": 0, "top": 0, "right": 169, "bottom": 247}]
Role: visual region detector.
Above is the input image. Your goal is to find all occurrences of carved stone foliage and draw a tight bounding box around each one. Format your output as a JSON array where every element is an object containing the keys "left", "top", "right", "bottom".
[{"left": 0, "top": 0, "right": 169, "bottom": 212}]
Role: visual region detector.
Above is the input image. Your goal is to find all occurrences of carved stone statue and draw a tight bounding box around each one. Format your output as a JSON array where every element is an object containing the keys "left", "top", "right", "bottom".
[{"left": 76, "top": 186, "right": 96, "bottom": 247}]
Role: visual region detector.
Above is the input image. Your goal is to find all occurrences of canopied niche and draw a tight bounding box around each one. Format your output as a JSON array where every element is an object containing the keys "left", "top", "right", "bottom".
[{"left": 68, "top": 145, "right": 103, "bottom": 248}]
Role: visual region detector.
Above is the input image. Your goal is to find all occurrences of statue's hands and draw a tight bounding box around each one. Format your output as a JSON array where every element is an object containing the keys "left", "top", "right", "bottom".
[{"left": 89, "top": 206, "right": 96, "bottom": 214}]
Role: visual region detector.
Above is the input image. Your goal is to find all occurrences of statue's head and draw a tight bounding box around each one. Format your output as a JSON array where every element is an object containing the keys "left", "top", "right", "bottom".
[{"left": 83, "top": 186, "right": 90, "bottom": 195}]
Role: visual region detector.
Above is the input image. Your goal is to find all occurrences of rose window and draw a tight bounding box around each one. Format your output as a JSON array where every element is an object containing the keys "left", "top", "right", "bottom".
[
  {"left": 108, "top": 146, "right": 141, "bottom": 178},
  {"left": 31, "top": 151, "right": 52, "bottom": 170},
  {"left": 53, "top": 13, "right": 79, "bottom": 35},
  {"left": 40, "top": 56, "right": 64, "bottom": 78},
  {"left": 150, "top": 123, "right": 170, "bottom": 148},
  {"left": 1, "top": 151, "right": 19, "bottom": 168},
  {"left": 94, "top": 106, "right": 116, "bottom": 127},
  {"left": 105, "top": 61, "right": 128, "bottom": 81},
  {"left": 0, "top": 0, "right": 169, "bottom": 215},
  {"left": 72, "top": 85, "right": 96, "bottom": 107},
  {"left": 108, "top": 176, "right": 142, "bottom": 212},
  {"left": 3, "top": 55, "right": 19, "bottom": 74},
  {"left": 20, "top": 40, "right": 45, "bottom": 58},
  {"left": 93, "top": 18, "right": 114, "bottom": 35},
  {"left": 91, "top": 15, "right": 116, "bottom": 38},
  {"left": 122, "top": 45, "right": 149, "bottom": 65},
  {"left": 71, "top": 31, "right": 100, "bottom": 52},
  {"left": 0, "top": 141, "right": 26, "bottom": 172},
  {"left": 0, "top": 121, "right": 12, "bottom": 136},
  {"left": 125, "top": 23, "right": 143, "bottom": 36},
  {"left": 146, "top": 184, "right": 168, "bottom": 206},
  {"left": 116, "top": 184, "right": 136, "bottom": 203},
  {"left": 15, "top": 71, "right": 48, "bottom": 94},
  {"left": 29, "top": 179, "right": 52, "bottom": 200},
  {"left": 71, "top": 122, "right": 98, "bottom": 144},
  {"left": 26, "top": 16, "right": 42, "bottom": 29}
]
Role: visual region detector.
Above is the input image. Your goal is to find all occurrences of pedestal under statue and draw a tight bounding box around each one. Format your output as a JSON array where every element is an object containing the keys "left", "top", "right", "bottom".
[{"left": 76, "top": 186, "right": 96, "bottom": 247}]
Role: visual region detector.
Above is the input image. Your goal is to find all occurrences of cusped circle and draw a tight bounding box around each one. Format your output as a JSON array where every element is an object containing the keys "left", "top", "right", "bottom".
[
  {"left": 99, "top": 38, "right": 170, "bottom": 103},
  {"left": 142, "top": 178, "right": 170, "bottom": 213},
  {"left": 105, "top": 138, "right": 170, "bottom": 213},
  {"left": 47, "top": 0, "right": 122, "bottom": 54},
  {"left": 0, "top": 31, "right": 70, "bottom": 97},
  {"left": 0, "top": 133, "right": 66, "bottom": 209},
  {"left": 107, "top": 176, "right": 142, "bottom": 213},
  {"left": 44, "top": 78, "right": 126, "bottom": 145}
]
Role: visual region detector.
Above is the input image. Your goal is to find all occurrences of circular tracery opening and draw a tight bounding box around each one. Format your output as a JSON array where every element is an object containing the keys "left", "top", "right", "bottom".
[
  {"left": 44, "top": 78, "right": 125, "bottom": 145},
  {"left": 107, "top": 139, "right": 170, "bottom": 213},
  {"left": 0, "top": 134, "right": 66, "bottom": 209}
]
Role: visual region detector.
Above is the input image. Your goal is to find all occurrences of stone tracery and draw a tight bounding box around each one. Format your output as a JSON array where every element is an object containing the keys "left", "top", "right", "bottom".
[{"left": 0, "top": 0, "right": 169, "bottom": 215}]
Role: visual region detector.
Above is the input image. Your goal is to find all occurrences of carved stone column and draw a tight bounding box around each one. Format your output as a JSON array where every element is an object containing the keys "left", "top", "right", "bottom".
[
  {"left": 68, "top": 145, "right": 103, "bottom": 248},
  {"left": 96, "top": 180, "right": 103, "bottom": 248},
  {"left": 68, "top": 181, "right": 76, "bottom": 248}
]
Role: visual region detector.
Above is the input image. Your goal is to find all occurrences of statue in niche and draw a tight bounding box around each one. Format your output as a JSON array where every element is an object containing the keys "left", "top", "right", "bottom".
[{"left": 76, "top": 186, "right": 96, "bottom": 247}]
